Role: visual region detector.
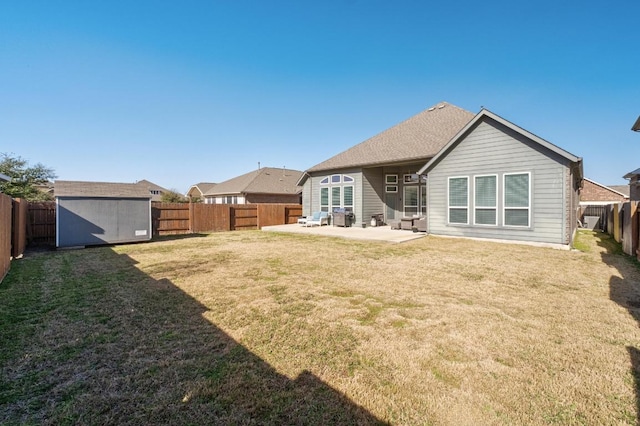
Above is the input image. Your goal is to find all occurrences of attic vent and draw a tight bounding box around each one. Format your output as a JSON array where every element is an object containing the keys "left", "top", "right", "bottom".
[
  {"left": 438, "top": 104, "right": 446, "bottom": 109},
  {"left": 428, "top": 107, "right": 435, "bottom": 111}
]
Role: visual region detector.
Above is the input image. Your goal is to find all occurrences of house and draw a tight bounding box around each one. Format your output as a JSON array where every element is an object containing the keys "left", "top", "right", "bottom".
[
  {"left": 300, "top": 101, "right": 583, "bottom": 246},
  {"left": 299, "top": 102, "right": 475, "bottom": 224},
  {"left": 135, "top": 179, "right": 170, "bottom": 202},
  {"left": 55, "top": 180, "right": 152, "bottom": 248},
  {"left": 186, "top": 182, "right": 217, "bottom": 202},
  {"left": 0, "top": 173, "right": 10, "bottom": 182},
  {"left": 580, "top": 178, "right": 629, "bottom": 205},
  {"left": 623, "top": 169, "right": 640, "bottom": 201},
  {"left": 202, "top": 167, "right": 302, "bottom": 204}
]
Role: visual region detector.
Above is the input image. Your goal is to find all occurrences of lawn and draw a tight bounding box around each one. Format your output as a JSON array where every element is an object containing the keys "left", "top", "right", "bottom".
[{"left": 1, "top": 230, "right": 639, "bottom": 425}]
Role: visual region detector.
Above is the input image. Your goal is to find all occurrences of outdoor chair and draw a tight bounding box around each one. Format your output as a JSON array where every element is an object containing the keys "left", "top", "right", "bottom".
[{"left": 304, "top": 211, "right": 329, "bottom": 227}]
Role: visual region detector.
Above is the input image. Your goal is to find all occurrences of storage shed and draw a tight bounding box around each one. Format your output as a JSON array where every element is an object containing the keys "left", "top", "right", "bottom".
[{"left": 55, "top": 180, "right": 152, "bottom": 248}]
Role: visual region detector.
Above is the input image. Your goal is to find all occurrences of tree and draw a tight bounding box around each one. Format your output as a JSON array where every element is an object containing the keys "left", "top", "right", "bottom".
[
  {"left": 160, "top": 189, "right": 188, "bottom": 203},
  {"left": 0, "top": 153, "right": 57, "bottom": 201}
]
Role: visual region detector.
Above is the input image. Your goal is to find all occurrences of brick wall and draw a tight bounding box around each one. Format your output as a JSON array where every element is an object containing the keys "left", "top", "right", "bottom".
[{"left": 581, "top": 179, "right": 627, "bottom": 203}]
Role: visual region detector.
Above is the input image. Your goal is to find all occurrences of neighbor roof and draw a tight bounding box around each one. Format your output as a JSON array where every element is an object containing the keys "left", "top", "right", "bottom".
[
  {"left": 306, "top": 102, "right": 475, "bottom": 173},
  {"left": 582, "top": 178, "right": 629, "bottom": 198},
  {"left": 624, "top": 168, "right": 640, "bottom": 179},
  {"left": 136, "top": 179, "right": 169, "bottom": 193},
  {"left": 187, "top": 182, "right": 217, "bottom": 195},
  {"left": 419, "top": 108, "right": 583, "bottom": 176},
  {"left": 55, "top": 180, "right": 152, "bottom": 198},
  {"left": 0, "top": 173, "right": 10, "bottom": 182},
  {"left": 204, "top": 167, "right": 303, "bottom": 196}
]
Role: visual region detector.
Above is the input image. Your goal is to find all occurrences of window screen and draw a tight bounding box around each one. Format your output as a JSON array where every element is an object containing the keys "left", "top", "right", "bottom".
[
  {"left": 475, "top": 175, "right": 497, "bottom": 225},
  {"left": 504, "top": 173, "right": 529, "bottom": 226},
  {"left": 448, "top": 177, "right": 468, "bottom": 224}
]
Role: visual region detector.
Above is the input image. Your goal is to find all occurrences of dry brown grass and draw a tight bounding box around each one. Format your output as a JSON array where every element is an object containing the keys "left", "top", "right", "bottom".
[{"left": 2, "top": 230, "right": 640, "bottom": 425}]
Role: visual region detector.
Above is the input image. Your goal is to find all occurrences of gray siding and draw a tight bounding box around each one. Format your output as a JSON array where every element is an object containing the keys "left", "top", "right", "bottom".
[
  {"left": 305, "top": 170, "right": 363, "bottom": 223},
  {"left": 57, "top": 197, "right": 151, "bottom": 247},
  {"left": 362, "top": 167, "right": 384, "bottom": 226},
  {"left": 427, "top": 119, "right": 570, "bottom": 245}
]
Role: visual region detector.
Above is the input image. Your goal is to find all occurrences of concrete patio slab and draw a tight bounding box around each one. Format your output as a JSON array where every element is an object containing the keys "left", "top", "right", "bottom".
[{"left": 261, "top": 224, "right": 426, "bottom": 243}]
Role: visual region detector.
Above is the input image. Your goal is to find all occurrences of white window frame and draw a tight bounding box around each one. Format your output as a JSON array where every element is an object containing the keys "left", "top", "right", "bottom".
[
  {"left": 331, "top": 186, "right": 341, "bottom": 211},
  {"left": 403, "top": 185, "right": 419, "bottom": 217},
  {"left": 473, "top": 174, "right": 498, "bottom": 226},
  {"left": 320, "top": 187, "right": 329, "bottom": 212},
  {"left": 448, "top": 176, "right": 469, "bottom": 225},
  {"left": 503, "top": 172, "right": 531, "bottom": 228},
  {"left": 385, "top": 174, "right": 398, "bottom": 184},
  {"left": 343, "top": 185, "right": 354, "bottom": 210}
]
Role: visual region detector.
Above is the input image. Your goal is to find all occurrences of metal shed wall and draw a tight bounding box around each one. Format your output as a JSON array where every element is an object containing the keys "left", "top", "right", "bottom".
[{"left": 57, "top": 197, "right": 151, "bottom": 247}]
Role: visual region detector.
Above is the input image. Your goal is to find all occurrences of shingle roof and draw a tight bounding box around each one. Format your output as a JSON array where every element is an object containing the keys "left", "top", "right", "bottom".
[
  {"left": 188, "top": 182, "right": 217, "bottom": 196},
  {"left": 203, "top": 167, "right": 302, "bottom": 196},
  {"left": 307, "top": 102, "right": 475, "bottom": 172},
  {"left": 624, "top": 168, "right": 640, "bottom": 179},
  {"left": 608, "top": 185, "right": 630, "bottom": 197},
  {"left": 136, "top": 179, "right": 169, "bottom": 193},
  {"left": 55, "top": 180, "right": 152, "bottom": 198}
]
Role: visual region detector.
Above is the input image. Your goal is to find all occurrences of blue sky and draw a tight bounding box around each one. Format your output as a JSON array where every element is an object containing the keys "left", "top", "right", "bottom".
[{"left": 1, "top": 1, "right": 638, "bottom": 193}]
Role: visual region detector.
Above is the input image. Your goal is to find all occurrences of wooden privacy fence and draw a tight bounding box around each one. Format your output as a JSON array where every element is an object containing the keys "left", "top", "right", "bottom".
[
  {"left": 594, "top": 201, "right": 640, "bottom": 261},
  {"left": 28, "top": 201, "right": 56, "bottom": 245},
  {"left": 0, "top": 194, "right": 11, "bottom": 282},
  {"left": 22, "top": 202, "right": 303, "bottom": 244},
  {"left": 153, "top": 202, "right": 302, "bottom": 236},
  {"left": 12, "top": 198, "right": 28, "bottom": 257}
]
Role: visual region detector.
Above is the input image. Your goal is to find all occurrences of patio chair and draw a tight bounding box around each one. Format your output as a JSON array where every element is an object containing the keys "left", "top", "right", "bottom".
[{"left": 305, "top": 211, "right": 329, "bottom": 227}]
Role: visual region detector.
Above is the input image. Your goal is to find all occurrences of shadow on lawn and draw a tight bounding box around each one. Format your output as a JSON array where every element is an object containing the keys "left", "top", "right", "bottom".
[
  {"left": 597, "top": 231, "right": 640, "bottom": 424},
  {"left": 4, "top": 246, "right": 387, "bottom": 425}
]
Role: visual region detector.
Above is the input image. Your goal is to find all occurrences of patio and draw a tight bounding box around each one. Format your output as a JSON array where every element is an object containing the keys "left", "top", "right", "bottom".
[{"left": 261, "top": 223, "right": 426, "bottom": 243}]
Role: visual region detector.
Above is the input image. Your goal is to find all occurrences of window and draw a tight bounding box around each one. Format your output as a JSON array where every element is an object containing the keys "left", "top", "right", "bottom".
[
  {"left": 385, "top": 185, "right": 398, "bottom": 193},
  {"left": 474, "top": 175, "right": 497, "bottom": 225},
  {"left": 319, "top": 174, "right": 355, "bottom": 212},
  {"left": 385, "top": 174, "right": 398, "bottom": 184},
  {"left": 448, "top": 177, "right": 468, "bottom": 224},
  {"left": 331, "top": 186, "right": 341, "bottom": 208},
  {"left": 404, "top": 174, "right": 419, "bottom": 184},
  {"left": 404, "top": 186, "right": 418, "bottom": 216},
  {"left": 320, "top": 187, "right": 329, "bottom": 212},
  {"left": 421, "top": 185, "right": 427, "bottom": 215},
  {"left": 343, "top": 186, "right": 353, "bottom": 210},
  {"left": 504, "top": 173, "right": 530, "bottom": 227}
]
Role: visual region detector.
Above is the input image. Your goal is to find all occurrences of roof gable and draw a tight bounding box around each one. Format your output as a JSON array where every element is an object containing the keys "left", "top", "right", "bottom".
[
  {"left": 419, "top": 109, "right": 582, "bottom": 175},
  {"left": 204, "top": 167, "right": 303, "bottom": 196},
  {"left": 582, "top": 178, "right": 629, "bottom": 199},
  {"left": 307, "top": 102, "right": 475, "bottom": 172},
  {"left": 55, "top": 180, "right": 152, "bottom": 198}
]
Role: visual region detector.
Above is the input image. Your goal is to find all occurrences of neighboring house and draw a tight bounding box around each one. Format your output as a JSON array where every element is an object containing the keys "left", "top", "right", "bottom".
[
  {"left": 0, "top": 173, "right": 10, "bottom": 182},
  {"left": 300, "top": 101, "right": 583, "bottom": 246},
  {"left": 135, "top": 179, "right": 170, "bottom": 202},
  {"left": 623, "top": 168, "right": 640, "bottom": 201},
  {"left": 202, "top": 167, "right": 302, "bottom": 204},
  {"left": 55, "top": 180, "right": 152, "bottom": 248},
  {"left": 186, "top": 182, "right": 217, "bottom": 202},
  {"left": 580, "top": 178, "right": 629, "bottom": 205}
]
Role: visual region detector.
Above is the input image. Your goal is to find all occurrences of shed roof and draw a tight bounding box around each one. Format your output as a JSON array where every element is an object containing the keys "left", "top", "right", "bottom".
[
  {"left": 55, "top": 180, "right": 152, "bottom": 199},
  {"left": 204, "top": 167, "right": 302, "bottom": 196},
  {"left": 306, "top": 102, "right": 475, "bottom": 173}
]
